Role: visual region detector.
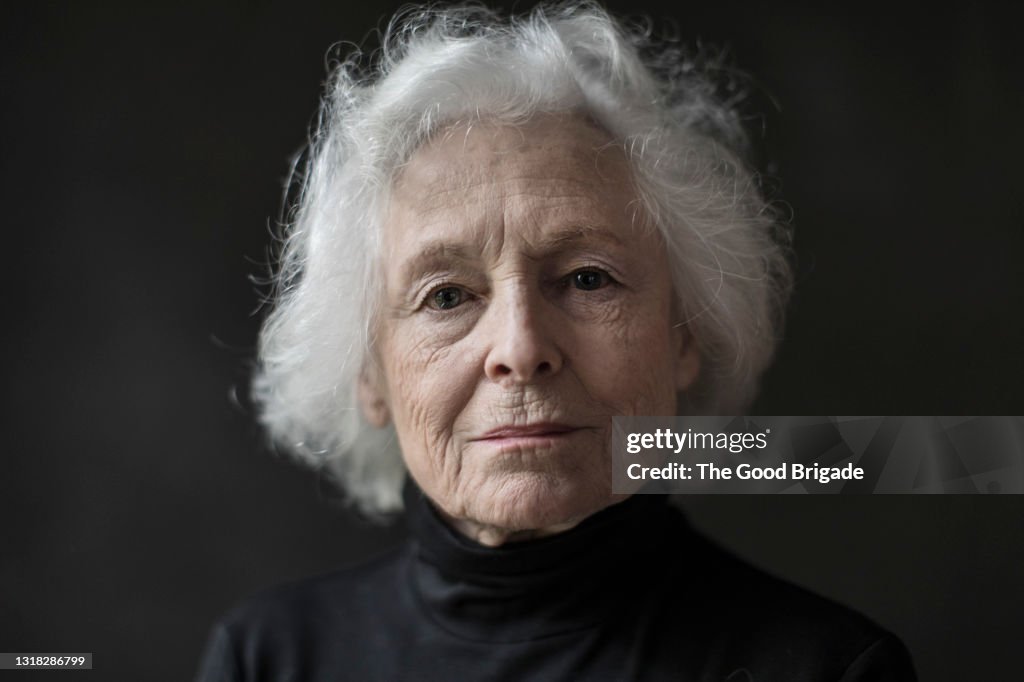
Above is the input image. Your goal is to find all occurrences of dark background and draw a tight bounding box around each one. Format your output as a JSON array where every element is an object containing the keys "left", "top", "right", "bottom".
[{"left": 3, "top": 1, "right": 1022, "bottom": 680}]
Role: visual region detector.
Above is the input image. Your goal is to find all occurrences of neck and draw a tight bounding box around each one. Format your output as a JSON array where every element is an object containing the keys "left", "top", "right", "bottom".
[
  {"left": 403, "top": 479, "right": 681, "bottom": 643},
  {"left": 436, "top": 508, "right": 584, "bottom": 547}
]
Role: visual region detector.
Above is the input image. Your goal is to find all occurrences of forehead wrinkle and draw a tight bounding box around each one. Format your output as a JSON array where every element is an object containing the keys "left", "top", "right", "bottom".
[
  {"left": 392, "top": 165, "right": 489, "bottom": 214},
  {"left": 391, "top": 183, "right": 637, "bottom": 273},
  {"left": 386, "top": 116, "right": 644, "bottom": 285},
  {"left": 408, "top": 172, "right": 624, "bottom": 208},
  {"left": 500, "top": 184, "right": 638, "bottom": 253}
]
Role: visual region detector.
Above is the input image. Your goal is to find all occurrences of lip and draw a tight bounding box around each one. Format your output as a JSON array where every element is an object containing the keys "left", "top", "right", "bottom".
[{"left": 475, "top": 423, "right": 581, "bottom": 441}]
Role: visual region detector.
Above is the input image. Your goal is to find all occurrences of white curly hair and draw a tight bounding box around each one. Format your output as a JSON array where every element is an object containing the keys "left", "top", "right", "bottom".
[{"left": 252, "top": 1, "right": 793, "bottom": 515}]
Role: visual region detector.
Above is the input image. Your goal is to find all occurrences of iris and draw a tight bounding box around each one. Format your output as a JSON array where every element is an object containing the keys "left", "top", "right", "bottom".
[
  {"left": 433, "top": 287, "right": 463, "bottom": 310},
  {"left": 573, "top": 270, "right": 606, "bottom": 290}
]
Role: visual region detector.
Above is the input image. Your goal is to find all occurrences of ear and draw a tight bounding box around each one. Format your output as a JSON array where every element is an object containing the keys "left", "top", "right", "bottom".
[
  {"left": 357, "top": 365, "right": 391, "bottom": 428},
  {"left": 673, "top": 324, "right": 701, "bottom": 392}
]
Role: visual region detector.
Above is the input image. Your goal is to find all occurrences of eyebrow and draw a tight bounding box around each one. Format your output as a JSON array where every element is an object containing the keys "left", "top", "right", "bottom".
[
  {"left": 395, "top": 242, "right": 476, "bottom": 287},
  {"left": 395, "top": 224, "right": 631, "bottom": 285},
  {"left": 538, "top": 225, "right": 629, "bottom": 251}
]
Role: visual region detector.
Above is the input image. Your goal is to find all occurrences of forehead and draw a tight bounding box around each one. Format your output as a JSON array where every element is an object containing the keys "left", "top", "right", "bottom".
[
  {"left": 395, "top": 115, "right": 626, "bottom": 191},
  {"left": 385, "top": 115, "right": 642, "bottom": 250}
]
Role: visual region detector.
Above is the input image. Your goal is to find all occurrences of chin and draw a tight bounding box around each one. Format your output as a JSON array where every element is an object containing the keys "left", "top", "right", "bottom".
[{"left": 469, "top": 471, "right": 618, "bottom": 532}]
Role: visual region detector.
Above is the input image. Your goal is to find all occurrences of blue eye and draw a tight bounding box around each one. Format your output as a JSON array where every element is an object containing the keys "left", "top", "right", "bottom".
[
  {"left": 572, "top": 269, "right": 609, "bottom": 291},
  {"left": 431, "top": 286, "right": 465, "bottom": 310}
]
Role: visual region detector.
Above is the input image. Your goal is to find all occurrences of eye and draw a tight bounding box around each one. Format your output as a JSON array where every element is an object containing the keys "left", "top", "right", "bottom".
[
  {"left": 571, "top": 269, "right": 611, "bottom": 291},
  {"left": 428, "top": 286, "right": 467, "bottom": 310}
]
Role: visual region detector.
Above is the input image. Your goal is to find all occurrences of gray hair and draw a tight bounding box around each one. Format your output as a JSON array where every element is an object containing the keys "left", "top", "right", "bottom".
[{"left": 253, "top": 2, "right": 793, "bottom": 515}]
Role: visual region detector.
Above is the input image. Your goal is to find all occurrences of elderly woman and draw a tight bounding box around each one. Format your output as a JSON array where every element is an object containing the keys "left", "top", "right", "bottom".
[{"left": 198, "top": 3, "right": 915, "bottom": 680}]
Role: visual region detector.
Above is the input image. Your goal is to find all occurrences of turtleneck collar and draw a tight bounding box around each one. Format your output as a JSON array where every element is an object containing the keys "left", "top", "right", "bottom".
[{"left": 402, "top": 477, "right": 683, "bottom": 643}]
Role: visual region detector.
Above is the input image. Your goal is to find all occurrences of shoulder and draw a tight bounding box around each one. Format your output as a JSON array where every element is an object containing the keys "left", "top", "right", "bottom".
[
  {"left": 223, "top": 545, "right": 405, "bottom": 631},
  {"left": 664, "top": 524, "right": 917, "bottom": 680},
  {"left": 195, "top": 545, "right": 408, "bottom": 682}
]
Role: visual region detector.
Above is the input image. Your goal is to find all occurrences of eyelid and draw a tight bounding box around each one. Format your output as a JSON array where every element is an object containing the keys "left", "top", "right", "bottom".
[
  {"left": 418, "top": 281, "right": 473, "bottom": 311},
  {"left": 565, "top": 263, "right": 620, "bottom": 284}
]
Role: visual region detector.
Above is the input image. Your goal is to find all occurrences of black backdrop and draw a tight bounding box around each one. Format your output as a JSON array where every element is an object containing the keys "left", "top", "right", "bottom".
[{"left": 3, "top": 2, "right": 1022, "bottom": 680}]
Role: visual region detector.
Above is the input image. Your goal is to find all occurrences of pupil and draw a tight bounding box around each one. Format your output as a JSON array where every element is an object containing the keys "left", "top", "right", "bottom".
[
  {"left": 575, "top": 271, "right": 602, "bottom": 290},
  {"left": 435, "top": 288, "right": 462, "bottom": 309}
]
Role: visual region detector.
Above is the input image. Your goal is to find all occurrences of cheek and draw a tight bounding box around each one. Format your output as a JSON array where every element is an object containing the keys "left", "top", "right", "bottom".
[
  {"left": 574, "top": 299, "right": 678, "bottom": 415},
  {"left": 380, "top": 330, "right": 477, "bottom": 481},
  {"left": 387, "top": 340, "right": 451, "bottom": 434}
]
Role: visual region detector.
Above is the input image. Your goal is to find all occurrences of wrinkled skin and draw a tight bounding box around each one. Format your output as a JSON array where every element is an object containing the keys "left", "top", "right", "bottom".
[{"left": 361, "top": 115, "right": 700, "bottom": 546}]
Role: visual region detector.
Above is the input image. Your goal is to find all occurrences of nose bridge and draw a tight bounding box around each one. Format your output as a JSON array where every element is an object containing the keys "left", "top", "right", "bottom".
[{"left": 483, "top": 274, "right": 562, "bottom": 384}]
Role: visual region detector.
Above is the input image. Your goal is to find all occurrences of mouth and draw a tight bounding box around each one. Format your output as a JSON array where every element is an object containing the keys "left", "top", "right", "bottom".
[{"left": 473, "top": 423, "right": 583, "bottom": 447}]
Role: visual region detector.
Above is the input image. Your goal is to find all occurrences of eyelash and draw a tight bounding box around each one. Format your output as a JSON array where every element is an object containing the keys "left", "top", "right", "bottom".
[
  {"left": 421, "top": 282, "right": 474, "bottom": 311},
  {"left": 419, "top": 267, "right": 619, "bottom": 312},
  {"left": 561, "top": 267, "right": 617, "bottom": 292}
]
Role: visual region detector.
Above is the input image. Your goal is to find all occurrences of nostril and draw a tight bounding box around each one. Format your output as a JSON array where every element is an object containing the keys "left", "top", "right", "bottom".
[{"left": 536, "top": 361, "right": 552, "bottom": 375}]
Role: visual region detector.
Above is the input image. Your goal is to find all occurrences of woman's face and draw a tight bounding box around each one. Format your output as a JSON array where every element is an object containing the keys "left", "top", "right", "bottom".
[{"left": 363, "top": 115, "right": 700, "bottom": 542}]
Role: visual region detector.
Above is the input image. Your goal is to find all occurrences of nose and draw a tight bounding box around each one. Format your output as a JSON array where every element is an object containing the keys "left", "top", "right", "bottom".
[{"left": 483, "top": 285, "right": 564, "bottom": 385}]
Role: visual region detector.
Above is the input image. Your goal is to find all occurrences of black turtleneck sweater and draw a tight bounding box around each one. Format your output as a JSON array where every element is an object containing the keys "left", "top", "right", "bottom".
[{"left": 196, "top": 483, "right": 916, "bottom": 681}]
